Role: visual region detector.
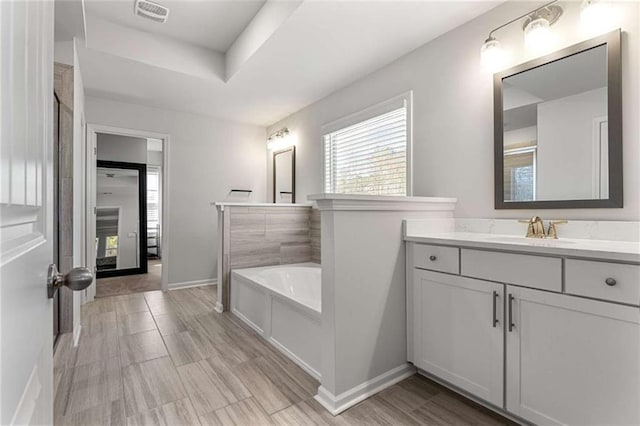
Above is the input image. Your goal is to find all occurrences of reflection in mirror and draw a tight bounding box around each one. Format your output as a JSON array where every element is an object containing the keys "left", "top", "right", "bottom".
[
  {"left": 96, "top": 163, "right": 146, "bottom": 276},
  {"left": 495, "top": 29, "right": 622, "bottom": 209},
  {"left": 273, "top": 147, "right": 295, "bottom": 204},
  {"left": 502, "top": 44, "right": 608, "bottom": 202}
]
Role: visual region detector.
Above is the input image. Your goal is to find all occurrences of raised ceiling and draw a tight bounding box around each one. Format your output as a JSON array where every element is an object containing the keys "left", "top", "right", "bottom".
[
  {"left": 84, "top": 0, "right": 266, "bottom": 52},
  {"left": 65, "top": 0, "right": 502, "bottom": 127}
]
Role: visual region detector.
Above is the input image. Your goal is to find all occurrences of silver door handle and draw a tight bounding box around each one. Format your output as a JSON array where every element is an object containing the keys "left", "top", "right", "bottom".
[
  {"left": 508, "top": 293, "right": 515, "bottom": 332},
  {"left": 492, "top": 291, "right": 499, "bottom": 328},
  {"left": 47, "top": 264, "right": 93, "bottom": 298}
]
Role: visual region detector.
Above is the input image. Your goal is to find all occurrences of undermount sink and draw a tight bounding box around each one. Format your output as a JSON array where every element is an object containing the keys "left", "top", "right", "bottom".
[{"left": 487, "top": 235, "right": 575, "bottom": 245}]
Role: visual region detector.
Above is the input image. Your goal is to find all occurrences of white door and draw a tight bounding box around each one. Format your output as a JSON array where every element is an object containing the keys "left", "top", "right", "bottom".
[
  {"left": 413, "top": 269, "right": 504, "bottom": 406},
  {"left": 0, "top": 1, "right": 55, "bottom": 424},
  {"left": 506, "top": 286, "right": 640, "bottom": 426}
]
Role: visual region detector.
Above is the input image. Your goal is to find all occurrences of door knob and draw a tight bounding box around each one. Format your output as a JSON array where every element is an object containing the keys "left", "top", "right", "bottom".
[{"left": 47, "top": 264, "right": 93, "bottom": 299}]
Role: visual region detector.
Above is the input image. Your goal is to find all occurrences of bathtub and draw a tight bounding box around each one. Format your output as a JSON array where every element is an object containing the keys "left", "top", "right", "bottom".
[{"left": 230, "top": 262, "right": 322, "bottom": 380}]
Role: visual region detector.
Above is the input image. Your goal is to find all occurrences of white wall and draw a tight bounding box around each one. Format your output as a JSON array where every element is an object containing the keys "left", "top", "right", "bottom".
[
  {"left": 85, "top": 97, "right": 267, "bottom": 285},
  {"left": 537, "top": 88, "right": 607, "bottom": 200},
  {"left": 148, "top": 150, "right": 163, "bottom": 166},
  {"left": 504, "top": 125, "right": 536, "bottom": 148},
  {"left": 97, "top": 133, "right": 148, "bottom": 163},
  {"left": 267, "top": 1, "right": 640, "bottom": 220}
]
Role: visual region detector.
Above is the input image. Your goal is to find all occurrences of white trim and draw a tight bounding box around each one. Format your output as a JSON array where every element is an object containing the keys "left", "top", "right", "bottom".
[
  {"left": 10, "top": 365, "right": 42, "bottom": 426},
  {"left": 85, "top": 124, "right": 171, "bottom": 300},
  {"left": 314, "top": 363, "right": 416, "bottom": 416},
  {"left": 308, "top": 193, "right": 456, "bottom": 212},
  {"left": 73, "top": 325, "right": 82, "bottom": 347},
  {"left": 591, "top": 115, "right": 608, "bottom": 198},
  {"left": 321, "top": 91, "right": 414, "bottom": 196},
  {"left": 168, "top": 278, "right": 217, "bottom": 290},
  {"left": 215, "top": 302, "right": 224, "bottom": 313}
]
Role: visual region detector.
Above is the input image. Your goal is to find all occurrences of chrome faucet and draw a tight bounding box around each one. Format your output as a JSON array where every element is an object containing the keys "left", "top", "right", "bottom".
[{"left": 518, "top": 216, "right": 567, "bottom": 239}]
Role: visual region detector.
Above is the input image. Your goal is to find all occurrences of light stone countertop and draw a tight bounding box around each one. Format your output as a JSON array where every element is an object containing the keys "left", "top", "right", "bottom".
[{"left": 404, "top": 231, "right": 640, "bottom": 263}]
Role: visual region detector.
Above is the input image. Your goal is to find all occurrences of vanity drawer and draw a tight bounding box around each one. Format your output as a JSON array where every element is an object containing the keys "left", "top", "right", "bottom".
[
  {"left": 565, "top": 260, "right": 640, "bottom": 305},
  {"left": 413, "top": 244, "right": 459, "bottom": 274},
  {"left": 461, "top": 249, "right": 562, "bottom": 292}
]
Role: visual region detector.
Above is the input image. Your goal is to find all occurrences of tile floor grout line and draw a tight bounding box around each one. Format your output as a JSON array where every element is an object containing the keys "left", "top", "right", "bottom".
[{"left": 143, "top": 289, "right": 209, "bottom": 423}]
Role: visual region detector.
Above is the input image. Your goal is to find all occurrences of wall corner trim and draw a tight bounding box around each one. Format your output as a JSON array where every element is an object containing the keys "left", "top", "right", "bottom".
[{"left": 314, "top": 363, "right": 416, "bottom": 416}]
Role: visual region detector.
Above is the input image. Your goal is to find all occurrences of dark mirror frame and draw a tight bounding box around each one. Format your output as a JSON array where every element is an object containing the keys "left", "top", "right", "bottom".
[
  {"left": 272, "top": 146, "right": 296, "bottom": 204},
  {"left": 494, "top": 29, "right": 622, "bottom": 209},
  {"left": 96, "top": 160, "right": 148, "bottom": 278}
]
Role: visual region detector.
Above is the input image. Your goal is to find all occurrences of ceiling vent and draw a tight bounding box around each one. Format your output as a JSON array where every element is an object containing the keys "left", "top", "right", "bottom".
[{"left": 134, "top": 0, "right": 169, "bottom": 23}]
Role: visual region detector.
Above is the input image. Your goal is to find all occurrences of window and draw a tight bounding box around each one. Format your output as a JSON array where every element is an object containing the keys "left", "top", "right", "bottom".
[
  {"left": 504, "top": 146, "right": 537, "bottom": 201},
  {"left": 105, "top": 235, "right": 118, "bottom": 257},
  {"left": 147, "top": 167, "right": 161, "bottom": 258},
  {"left": 323, "top": 93, "right": 411, "bottom": 196},
  {"left": 147, "top": 168, "right": 160, "bottom": 231}
]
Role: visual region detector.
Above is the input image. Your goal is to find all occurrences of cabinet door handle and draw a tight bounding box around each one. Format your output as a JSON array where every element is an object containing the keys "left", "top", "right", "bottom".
[
  {"left": 508, "top": 294, "right": 515, "bottom": 332},
  {"left": 492, "top": 291, "right": 499, "bottom": 328}
]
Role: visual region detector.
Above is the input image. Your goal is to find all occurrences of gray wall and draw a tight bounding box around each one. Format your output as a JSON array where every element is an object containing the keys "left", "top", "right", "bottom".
[
  {"left": 86, "top": 96, "right": 267, "bottom": 286},
  {"left": 537, "top": 88, "right": 607, "bottom": 200},
  {"left": 97, "top": 133, "right": 147, "bottom": 163},
  {"left": 267, "top": 1, "right": 640, "bottom": 220}
]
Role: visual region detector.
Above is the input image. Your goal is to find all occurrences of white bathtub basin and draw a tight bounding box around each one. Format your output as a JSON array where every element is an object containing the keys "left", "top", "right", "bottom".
[{"left": 230, "top": 262, "right": 322, "bottom": 380}]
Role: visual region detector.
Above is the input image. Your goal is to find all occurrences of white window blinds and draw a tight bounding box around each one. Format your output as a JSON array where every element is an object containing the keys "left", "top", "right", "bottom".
[
  {"left": 323, "top": 105, "right": 408, "bottom": 196},
  {"left": 147, "top": 168, "right": 160, "bottom": 228}
]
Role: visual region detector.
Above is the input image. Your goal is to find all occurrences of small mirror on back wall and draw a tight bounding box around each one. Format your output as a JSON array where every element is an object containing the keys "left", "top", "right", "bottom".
[
  {"left": 273, "top": 146, "right": 295, "bottom": 204},
  {"left": 494, "top": 29, "right": 622, "bottom": 209}
]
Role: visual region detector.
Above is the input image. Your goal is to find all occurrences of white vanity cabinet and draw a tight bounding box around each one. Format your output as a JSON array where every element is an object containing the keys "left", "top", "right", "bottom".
[
  {"left": 407, "top": 242, "right": 640, "bottom": 426},
  {"left": 506, "top": 286, "right": 640, "bottom": 426},
  {"left": 413, "top": 269, "right": 504, "bottom": 406}
]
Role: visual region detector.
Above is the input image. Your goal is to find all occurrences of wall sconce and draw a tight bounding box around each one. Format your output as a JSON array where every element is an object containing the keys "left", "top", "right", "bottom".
[
  {"left": 481, "top": 1, "right": 563, "bottom": 71},
  {"left": 267, "top": 128, "right": 292, "bottom": 151}
]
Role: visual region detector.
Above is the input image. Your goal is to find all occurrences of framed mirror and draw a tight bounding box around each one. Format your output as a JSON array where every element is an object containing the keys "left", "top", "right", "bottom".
[
  {"left": 494, "top": 29, "right": 622, "bottom": 209},
  {"left": 96, "top": 160, "right": 147, "bottom": 278},
  {"left": 273, "top": 146, "right": 296, "bottom": 204}
]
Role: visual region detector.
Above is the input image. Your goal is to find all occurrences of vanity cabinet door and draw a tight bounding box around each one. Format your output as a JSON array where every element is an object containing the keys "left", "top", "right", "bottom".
[
  {"left": 506, "top": 286, "right": 640, "bottom": 426},
  {"left": 413, "top": 269, "right": 504, "bottom": 407}
]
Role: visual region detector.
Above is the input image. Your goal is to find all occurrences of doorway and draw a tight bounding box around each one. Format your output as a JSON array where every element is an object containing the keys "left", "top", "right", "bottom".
[{"left": 86, "top": 127, "right": 168, "bottom": 299}]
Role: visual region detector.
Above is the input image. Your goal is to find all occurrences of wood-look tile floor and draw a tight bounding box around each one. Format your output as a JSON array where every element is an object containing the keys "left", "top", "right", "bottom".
[
  {"left": 54, "top": 286, "right": 512, "bottom": 426},
  {"left": 96, "top": 260, "right": 162, "bottom": 298}
]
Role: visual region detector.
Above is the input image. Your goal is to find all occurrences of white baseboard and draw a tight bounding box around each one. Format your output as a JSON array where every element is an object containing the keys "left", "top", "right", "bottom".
[
  {"left": 214, "top": 302, "right": 224, "bottom": 313},
  {"left": 168, "top": 278, "right": 217, "bottom": 290},
  {"left": 73, "top": 324, "right": 82, "bottom": 347},
  {"left": 314, "top": 363, "right": 416, "bottom": 416}
]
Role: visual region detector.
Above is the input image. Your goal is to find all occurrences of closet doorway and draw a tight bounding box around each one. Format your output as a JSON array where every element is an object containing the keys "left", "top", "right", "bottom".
[{"left": 86, "top": 126, "right": 169, "bottom": 299}]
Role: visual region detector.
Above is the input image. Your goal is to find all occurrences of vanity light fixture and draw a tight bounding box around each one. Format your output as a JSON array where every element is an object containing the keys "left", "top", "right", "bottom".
[
  {"left": 480, "top": 0, "right": 563, "bottom": 71},
  {"left": 580, "top": 0, "right": 616, "bottom": 34},
  {"left": 267, "top": 127, "right": 292, "bottom": 150},
  {"left": 523, "top": 4, "right": 563, "bottom": 53},
  {"left": 480, "top": 36, "right": 506, "bottom": 72}
]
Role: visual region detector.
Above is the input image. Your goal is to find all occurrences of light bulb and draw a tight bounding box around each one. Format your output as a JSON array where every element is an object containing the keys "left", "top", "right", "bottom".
[
  {"left": 524, "top": 17, "right": 553, "bottom": 54},
  {"left": 480, "top": 37, "right": 507, "bottom": 73},
  {"left": 581, "top": 0, "right": 616, "bottom": 35}
]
